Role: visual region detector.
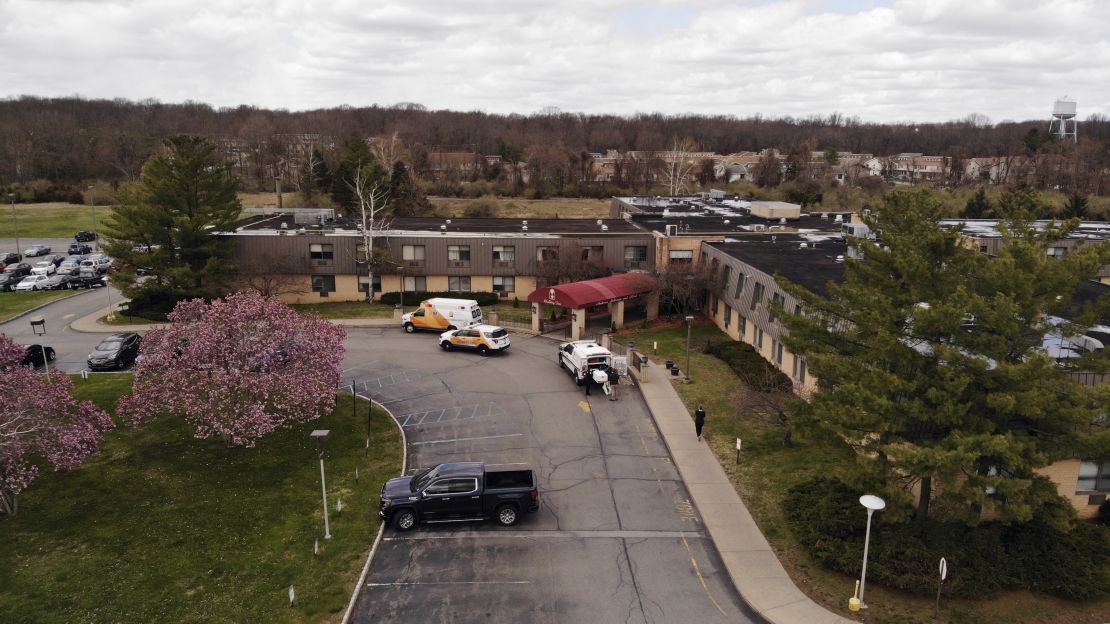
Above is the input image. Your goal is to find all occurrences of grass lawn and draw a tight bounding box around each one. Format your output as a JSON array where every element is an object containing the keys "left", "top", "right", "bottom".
[
  {"left": 490, "top": 303, "right": 533, "bottom": 323},
  {"left": 619, "top": 321, "right": 1110, "bottom": 624},
  {"left": 0, "top": 290, "right": 81, "bottom": 323},
  {"left": 0, "top": 374, "right": 404, "bottom": 624},
  {"left": 291, "top": 301, "right": 418, "bottom": 319},
  {"left": 428, "top": 196, "right": 610, "bottom": 219},
  {"left": 0, "top": 203, "right": 113, "bottom": 240}
]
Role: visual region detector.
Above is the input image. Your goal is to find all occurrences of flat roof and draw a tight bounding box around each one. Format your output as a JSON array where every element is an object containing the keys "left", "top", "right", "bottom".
[
  {"left": 941, "top": 219, "right": 1110, "bottom": 242},
  {"left": 233, "top": 214, "right": 646, "bottom": 237},
  {"left": 630, "top": 213, "right": 847, "bottom": 235},
  {"left": 706, "top": 235, "right": 848, "bottom": 296}
]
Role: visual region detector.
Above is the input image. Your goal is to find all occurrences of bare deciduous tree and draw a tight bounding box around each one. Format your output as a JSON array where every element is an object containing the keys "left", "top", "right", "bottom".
[
  {"left": 662, "top": 136, "right": 700, "bottom": 196},
  {"left": 348, "top": 165, "right": 393, "bottom": 302}
]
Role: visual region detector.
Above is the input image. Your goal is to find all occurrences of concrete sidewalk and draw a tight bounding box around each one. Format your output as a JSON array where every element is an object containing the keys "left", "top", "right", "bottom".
[
  {"left": 633, "top": 362, "right": 855, "bottom": 624},
  {"left": 68, "top": 305, "right": 399, "bottom": 333}
]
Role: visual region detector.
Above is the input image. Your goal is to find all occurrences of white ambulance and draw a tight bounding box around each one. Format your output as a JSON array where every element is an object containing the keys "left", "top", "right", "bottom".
[
  {"left": 402, "top": 298, "right": 483, "bottom": 333},
  {"left": 557, "top": 340, "right": 614, "bottom": 385}
]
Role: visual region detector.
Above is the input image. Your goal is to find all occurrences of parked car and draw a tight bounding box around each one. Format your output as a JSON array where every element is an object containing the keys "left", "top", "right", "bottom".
[
  {"left": 439, "top": 325, "right": 511, "bottom": 355},
  {"left": 74, "top": 231, "right": 97, "bottom": 242},
  {"left": 558, "top": 340, "right": 615, "bottom": 385},
  {"left": 379, "top": 462, "right": 540, "bottom": 531},
  {"left": 68, "top": 243, "right": 93, "bottom": 255},
  {"left": 78, "top": 256, "right": 112, "bottom": 276},
  {"left": 23, "top": 245, "right": 50, "bottom": 257},
  {"left": 30, "top": 261, "right": 57, "bottom": 276},
  {"left": 40, "top": 274, "right": 74, "bottom": 290},
  {"left": 69, "top": 274, "right": 107, "bottom": 289},
  {"left": 22, "top": 344, "right": 56, "bottom": 368},
  {"left": 0, "top": 272, "right": 23, "bottom": 291},
  {"left": 3, "top": 262, "right": 31, "bottom": 277},
  {"left": 14, "top": 274, "right": 51, "bottom": 291},
  {"left": 0, "top": 252, "right": 20, "bottom": 265},
  {"left": 87, "top": 333, "right": 142, "bottom": 371},
  {"left": 56, "top": 257, "right": 85, "bottom": 275}
]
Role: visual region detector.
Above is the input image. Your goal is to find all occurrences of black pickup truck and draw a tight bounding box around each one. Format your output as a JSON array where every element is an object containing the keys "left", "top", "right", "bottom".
[{"left": 379, "top": 462, "right": 539, "bottom": 531}]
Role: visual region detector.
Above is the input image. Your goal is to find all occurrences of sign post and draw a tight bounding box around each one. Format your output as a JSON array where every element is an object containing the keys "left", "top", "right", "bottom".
[
  {"left": 935, "top": 557, "right": 947, "bottom": 618},
  {"left": 735, "top": 438, "right": 742, "bottom": 464}
]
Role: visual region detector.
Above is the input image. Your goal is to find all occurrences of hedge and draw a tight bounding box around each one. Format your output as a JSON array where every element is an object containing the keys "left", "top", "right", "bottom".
[
  {"left": 378, "top": 291, "right": 501, "bottom": 307},
  {"left": 707, "top": 339, "right": 792, "bottom": 390},
  {"left": 784, "top": 477, "right": 1110, "bottom": 600}
]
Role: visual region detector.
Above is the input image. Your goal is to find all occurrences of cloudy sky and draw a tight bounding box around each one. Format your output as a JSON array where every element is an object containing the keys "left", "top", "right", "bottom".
[{"left": 1, "top": 0, "right": 1107, "bottom": 123}]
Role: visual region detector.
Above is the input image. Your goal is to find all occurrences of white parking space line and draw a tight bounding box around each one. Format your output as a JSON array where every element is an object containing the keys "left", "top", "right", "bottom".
[
  {"left": 398, "top": 401, "right": 503, "bottom": 428},
  {"left": 409, "top": 433, "right": 523, "bottom": 446},
  {"left": 364, "top": 577, "right": 532, "bottom": 581}
]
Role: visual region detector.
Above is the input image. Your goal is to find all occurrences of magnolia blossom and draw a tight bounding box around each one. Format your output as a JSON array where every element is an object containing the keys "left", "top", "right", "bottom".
[
  {"left": 119, "top": 291, "right": 346, "bottom": 447},
  {"left": 0, "top": 335, "right": 114, "bottom": 516}
]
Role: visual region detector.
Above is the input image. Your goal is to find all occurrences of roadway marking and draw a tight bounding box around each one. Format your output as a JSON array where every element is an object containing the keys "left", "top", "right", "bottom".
[
  {"left": 384, "top": 530, "right": 706, "bottom": 541},
  {"left": 364, "top": 577, "right": 532, "bottom": 581},
  {"left": 62, "top": 313, "right": 75, "bottom": 320},
  {"left": 399, "top": 401, "right": 504, "bottom": 428},
  {"left": 409, "top": 433, "right": 523, "bottom": 446},
  {"left": 578, "top": 400, "right": 591, "bottom": 413}
]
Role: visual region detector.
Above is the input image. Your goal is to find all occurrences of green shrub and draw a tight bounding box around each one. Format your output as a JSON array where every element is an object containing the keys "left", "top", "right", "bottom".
[
  {"left": 463, "top": 195, "right": 498, "bottom": 217},
  {"left": 379, "top": 291, "right": 500, "bottom": 307},
  {"left": 784, "top": 477, "right": 1110, "bottom": 600},
  {"left": 708, "top": 340, "right": 792, "bottom": 390}
]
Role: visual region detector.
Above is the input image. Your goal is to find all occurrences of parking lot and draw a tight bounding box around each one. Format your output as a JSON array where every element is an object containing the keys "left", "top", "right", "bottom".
[{"left": 343, "top": 328, "right": 755, "bottom": 624}]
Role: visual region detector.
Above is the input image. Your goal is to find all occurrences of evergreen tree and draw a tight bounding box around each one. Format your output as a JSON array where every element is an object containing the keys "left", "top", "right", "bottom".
[
  {"left": 105, "top": 135, "right": 241, "bottom": 315},
  {"left": 778, "top": 189, "right": 1110, "bottom": 525},
  {"left": 331, "top": 138, "right": 378, "bottom": 210},
  {"left": 964, "top": 187, "right": 992, "bottom": 219},
  {"left": 1063, "top": 192, "right": 1089, "bottom": 220}
]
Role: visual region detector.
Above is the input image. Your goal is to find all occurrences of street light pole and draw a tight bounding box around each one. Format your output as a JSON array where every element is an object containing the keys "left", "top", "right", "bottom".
[
  {"left": 9, "top": 193, "right": 18, "bottom": 257},
  {"left": 310, "top": 430, "right": 332, "bottom": 539},
  {"left": 684, "top": 315, "right": 694, "bottom": 382},
  {"left": 858, "top": 494, "right": 886, "bottom": 609},
  {"left": 86, "top": 186, "right": 99, "bottom": 253}
]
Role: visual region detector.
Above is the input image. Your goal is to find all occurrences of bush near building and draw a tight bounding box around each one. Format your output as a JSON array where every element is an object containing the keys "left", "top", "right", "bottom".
[{"left": 378, "top": 290, "right": 501, "bottom": 306}]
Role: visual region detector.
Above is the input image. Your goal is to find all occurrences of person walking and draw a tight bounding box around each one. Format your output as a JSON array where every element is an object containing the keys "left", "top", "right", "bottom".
[
  {"left": 694, "top": 405, "right": 706, "bottom": 441},
  {"left": 606, "top": 366, "right": 620, "bottom": 401}
]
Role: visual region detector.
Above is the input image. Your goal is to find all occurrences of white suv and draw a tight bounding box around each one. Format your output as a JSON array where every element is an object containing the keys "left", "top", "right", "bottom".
[{"left": 79, "top": 256, "right": 112, "bottom": 275}]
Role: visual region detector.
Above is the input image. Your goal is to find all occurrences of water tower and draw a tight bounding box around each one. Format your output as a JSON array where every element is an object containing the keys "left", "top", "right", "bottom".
[{"left": 1049, "top": 98, "right": 1078, "bottom": 142}]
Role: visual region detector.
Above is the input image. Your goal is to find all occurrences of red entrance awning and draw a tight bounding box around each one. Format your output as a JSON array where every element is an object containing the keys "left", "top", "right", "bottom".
[{"left": 527, "top": 273, "right": 657, "bottom": 309}]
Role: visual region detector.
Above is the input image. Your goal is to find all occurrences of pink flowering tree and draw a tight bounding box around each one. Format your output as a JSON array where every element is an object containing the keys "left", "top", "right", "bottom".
[
  {"left": 0, "top": 335, "right": 114, "bottom": 517},
  {"left": 118, "top": 291, "right": 347, "bottom": 447}
]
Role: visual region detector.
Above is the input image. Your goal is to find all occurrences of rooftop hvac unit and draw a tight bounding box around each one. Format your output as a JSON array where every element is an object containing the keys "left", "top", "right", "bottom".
[
  {"left": 835, "top": 255, "right": 845, "bottom": 263},
  {"left": 522, "top": 225, "right": 528, "bottom": 231},
  {"left": 753, "top": 224, "right": 766, "bottom": 232},
  {"left": 834, "top": 214, "right": 844, "bottom": 223},
  {"left": 440, "top": 224, "right": 447, "bottom": 234},
  {"left": 280, "top": 222, "right": 288, "bottom": 229},
  {"left": 665, "top": 224, "right": 678, "bottom": 236},
  {"left": 723, "top": 220, "right": 730, "bottom": 225},
  {"left": 601, "top": 225, "right": 609, "bottom": 231},
  {"left": 771, "top": 235, "right": 777, "bottom": 243},
  {"left": 597, "top": 219, "right": 603, "bottom": 225},
  {"left": 780, "top": 218, "right": 787, "bottom": 225},
  {"left": 523, "top": 220, "right": 528, "bottom": 226},
  {"left": 446, "top": 219, "right": 452, "bottom": 224},
  {"left": 799, "top": 242, "right": 808, "bottom": 248}
]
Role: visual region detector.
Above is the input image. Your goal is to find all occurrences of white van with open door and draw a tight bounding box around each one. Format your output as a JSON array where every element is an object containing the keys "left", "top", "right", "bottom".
[{"left": 402, "top": 298, "right": 483, "bottom": 333}]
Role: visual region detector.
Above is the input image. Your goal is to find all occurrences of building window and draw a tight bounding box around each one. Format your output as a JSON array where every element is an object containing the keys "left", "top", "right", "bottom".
[
  {"left": 793, "top": 356, "right": 807, "bottom": 384},
  {"left": 311, "top": 275, "right": 335, "bottom": 296},
  {"left": 582, "top": 246, "right": 604, "bottom": 262},
  {"left": 309, "top": 243, "right": 333, "bottom": 260},
  {"left": 448, "top": 276, "right": 471, "bottom": 292},
  {"left": 721, "top": 265, "right": 732, "bottom": 289},
  {"left": 756, "top": 328, "right": 764, "bottom": 350},
  {"left": 493, "top": 276, "right": 514, "bottom": 297},
  {"left": 773, "top": 339, "right": 784, "bottom": 365},
  {"left": 794, "top": 303, "right": 802, "bottom": 316},
  {"left": 624, "top": 246, "right": 648, "bottom": 268},
  {"left": 357, "top": 275, "right": 382, "bottom": 293},
  {"left": 402, "top": 245, "right": 425, "bottom": 267},
  {"left": 537, "top": 246, "right": 558, "bottom": 261},
  {"left": 739, "top": 314, "right": 747, "bottom": 337},
  {"left": 1077, "top": 461, "right": 1110, "bottom": 493},
  {"left": 724, "top": 305, "right": 732, "bottom": 327},
  {"left": 492, "top": 245, "right": 515, "bottom": 263},
  {"left": 669, "top": 250, "right": 693, "bottom": 264},
  {"left": 735, "top": 273, "right": 747, "bottom": 298},
  {"left": 700, "top": 251, "right": 707, "bottom": 265},
  {"left": 750, "top": 283, "right": 765, "bottom": 311},
  {"left": 1047, "top": 247, "right": 1067, "bottom": 259},
  {"left": 403, "top": 275, "right": 427, "bottom": 292},
  {"left": 448, "top": 245, "right": 471, "bottom": 263},
  {"left": 770, "top": 292, "right": 785, "bottom": 322}
]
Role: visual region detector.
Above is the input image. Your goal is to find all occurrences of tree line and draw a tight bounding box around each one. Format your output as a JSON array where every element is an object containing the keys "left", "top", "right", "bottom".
[{"left": 2, "top": 96, "right": 1109, "bottom": 197}]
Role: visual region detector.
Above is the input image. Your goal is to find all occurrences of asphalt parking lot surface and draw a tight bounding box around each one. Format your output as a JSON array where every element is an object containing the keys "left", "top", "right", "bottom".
[
  {"left": 0, "top": 286, "right": 129, "bottom": 372},
  {"left": 344, "top": 328, "right": 755, "bottom": 624}
]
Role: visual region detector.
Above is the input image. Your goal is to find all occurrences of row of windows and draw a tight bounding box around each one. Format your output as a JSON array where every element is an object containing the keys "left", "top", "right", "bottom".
[
  {"left": 310, "top": 275, "right": 513, "bottom": 296},
  {"left": 308, "top": 244, "right": 648, "bottom": 266},
  {"left": 715, "top": 298, "right": 806, "bottom": 385}
]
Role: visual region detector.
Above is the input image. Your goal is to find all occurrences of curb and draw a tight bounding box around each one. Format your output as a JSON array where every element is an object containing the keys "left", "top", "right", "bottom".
[
  {"left": 340, "top": 393, "right": 408, "bottom": 624},
  {"left": 0, "top": 289, "right": 90, "bottom": 324}
]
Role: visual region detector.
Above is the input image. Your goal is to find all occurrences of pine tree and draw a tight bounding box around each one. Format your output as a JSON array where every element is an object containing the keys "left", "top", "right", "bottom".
[
  {"left": 778, "top": 189, "right": 1110, "bottom": 525},
  {"left": 964, "top": 187, "right": 992, "bottom": 218},
  {"left": 1063, "top": 192, "right": 1089, "bottom": 220},
  {"left": 105, "top": 134, "right": 241, "bottom": 314}
]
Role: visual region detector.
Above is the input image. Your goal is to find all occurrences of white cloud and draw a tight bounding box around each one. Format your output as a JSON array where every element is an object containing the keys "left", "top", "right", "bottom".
[{"left": 0, "top": 0, "right": 1106, "bottom": 122}]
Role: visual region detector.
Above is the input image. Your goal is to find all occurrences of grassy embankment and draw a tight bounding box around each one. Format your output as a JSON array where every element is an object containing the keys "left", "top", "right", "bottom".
[
  {"left": 618, "top": 323, "right": 1110, "bottom": 624},
  {"left": 0, "top": 290, "right": 82, "bottom": 323},
  {"left": 0, "top": 374, "right": 403, "bottom": 624}
]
